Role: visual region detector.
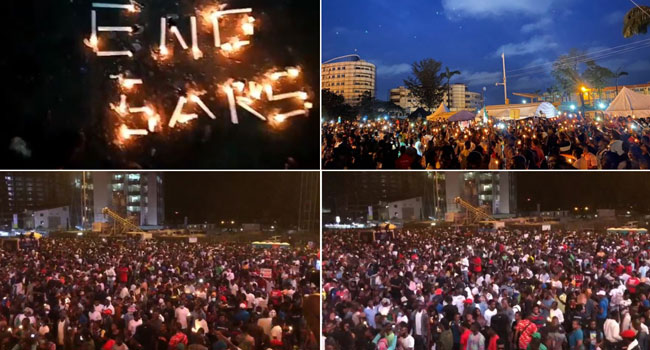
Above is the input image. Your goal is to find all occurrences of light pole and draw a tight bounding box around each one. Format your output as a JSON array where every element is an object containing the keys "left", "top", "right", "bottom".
[
  {"left": 482, "top": 86, "right": 487, "bottom": 109},
  {"left": 496, "top": 52, "right": 508, "bottom": 104}
]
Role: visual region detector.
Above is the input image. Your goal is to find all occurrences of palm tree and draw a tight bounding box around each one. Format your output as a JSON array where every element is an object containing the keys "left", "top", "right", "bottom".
[
  {"left": 614, "top": 67, "right": 629, "bottom": 95},
  {"left": 545, "top": 88, "right": 553, "bottom": 103},
  {"left": 623, "top": 5, "right": 650, "bottom": 38},
  {"left": 440, "top": 67, "right": 461, "bottom": 109}
]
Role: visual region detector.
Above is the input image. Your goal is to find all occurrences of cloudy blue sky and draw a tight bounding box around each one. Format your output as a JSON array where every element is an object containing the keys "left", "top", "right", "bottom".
[{"left": 322, "top": 0, "right": 650, "bottom": 104}]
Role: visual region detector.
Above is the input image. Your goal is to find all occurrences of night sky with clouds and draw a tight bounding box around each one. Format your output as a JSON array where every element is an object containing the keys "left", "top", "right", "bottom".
[{"left": 323, "top": 0, "right": 650, "bottom": 104}]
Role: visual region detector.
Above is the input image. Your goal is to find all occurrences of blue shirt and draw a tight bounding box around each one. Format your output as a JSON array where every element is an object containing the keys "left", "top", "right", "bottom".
[
  {"left": 569, "top": 329, "right": 584, "bottom": 349},
  {"left": 597, "top": 298, "right": 608, "bottom": 319},
  {"left": 364, "top": 306, "right": 378, "bottom": 329}
]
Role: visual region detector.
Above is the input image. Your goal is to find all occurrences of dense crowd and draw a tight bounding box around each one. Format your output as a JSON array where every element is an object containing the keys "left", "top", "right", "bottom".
[
  {"left": 0, "top": 236, "right": 319, "bottom": 350},
  {"left": 323, "top": 228, "right": 650, "bottom": 350},
  {"left": 321, "top": 115, "right": 650, "bottom": 169}
]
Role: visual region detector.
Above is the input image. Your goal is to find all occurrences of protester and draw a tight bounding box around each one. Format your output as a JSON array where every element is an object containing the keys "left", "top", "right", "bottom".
[
  {"left": 0, "top": 236, "right": 319, "bottom": 350},
  {"left": 323, "top": 227, "right": 650, "bottom": 350},
  {"left": 321, "top": 115, "right": 650, "bottom": 169}
]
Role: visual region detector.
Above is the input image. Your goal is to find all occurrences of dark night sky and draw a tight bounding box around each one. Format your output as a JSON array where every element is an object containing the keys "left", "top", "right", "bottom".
[
  {"left": 163, "top": 172, "right": 312, "bottom": 225},
  {"left": 323, "top": 0, "right": 650, "bottom": 103},
  {"left": 323, "top": 172, "right": 650, "bottom": 213},
  {"left": 516, "top": 172, "right": 650, "bottom": 212}
]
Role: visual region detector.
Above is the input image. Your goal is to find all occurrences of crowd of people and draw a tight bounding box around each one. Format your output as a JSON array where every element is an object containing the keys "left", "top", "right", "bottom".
[
  {"left": 323, "top": 227, "right": 650, "bottom": 350},
  {"left": 321, "top": 115, "right": 650, "bottom": 169},
  {"left": 0, "top": 236, "right": 319, "bottom": 350}
]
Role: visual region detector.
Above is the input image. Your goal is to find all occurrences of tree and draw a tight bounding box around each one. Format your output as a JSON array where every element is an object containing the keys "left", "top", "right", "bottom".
[
  {"left": 440, "top": 67, "right": 461, "bottom": 109},
  {"left": 403, "top": 59, "right": 446, "bottom": 111},
  {"left": 623, "top": 6, "right": 650, "bottom": 38},
  {"left": 545, "top": 87, "right": 558, "bottom": 103},
  {"left": 357, "top": 90, "right": 378, "bottom": 118},
  {"left": 582, "top": 60, "right": 614, "bottom": 100},
  {"left": 551, "top": 49, "right": 583, "bottom": 103},
  {"left": 613, "top": 67, "right": 629, "bottom": 95},
  {"left": 322, "top": 89, "right": 354, "bottom": 120}
]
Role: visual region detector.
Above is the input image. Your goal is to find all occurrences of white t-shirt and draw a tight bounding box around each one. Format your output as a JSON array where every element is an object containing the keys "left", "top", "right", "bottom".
[
  {"left": 484, "top": 308, "right": 497, "bottom": 326},
  {"left": 128, "top": 319, "right": 142, "bottom": 336},
  {"left": 175, "top": 307, "right": 190, "bottom": 329},
  {"left": 401, "top": 335, "right": 415, "bottom": 350}
]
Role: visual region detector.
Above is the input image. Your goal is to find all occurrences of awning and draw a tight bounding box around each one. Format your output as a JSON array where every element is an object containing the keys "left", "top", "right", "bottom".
[{"left": 484, "top": 102, "right": 558, "bottom": 120}]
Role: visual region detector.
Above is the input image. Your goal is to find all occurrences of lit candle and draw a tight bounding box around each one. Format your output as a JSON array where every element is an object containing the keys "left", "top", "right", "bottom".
[
  {"left": 190, "top": 16, "right": 202, "bottom": 59},
  {"left": 97, "top": 26, "right": 133, "bottom": 32},
  {"left": 148, "top": 114, "right": 159, "bottom": 132},
  {"left": 274, "top": 109, "right": 307, "bottom": 122},
  {"left": 97, "top": 50, "right": 133, "bottom": 57},
  {"left": 223, "top": 85, "right": 239, "bottom": 124},
  {"left": 119, "top": 124, "right": 148, "bottom": 139},
  {"left": 90, "top": 10, "right": 98, "bottom": 49},
  {"left": 271, "top": 91, "right": 307, "bottom": 101},
  {"left": 212, "top": 15, "right": 221, "bottom": 47},
  {"left": 92, "top": 3, "right": 135, "bottom": 11},
  {"left": 159, "top": 17, "right": 167, "bottom": 55}
]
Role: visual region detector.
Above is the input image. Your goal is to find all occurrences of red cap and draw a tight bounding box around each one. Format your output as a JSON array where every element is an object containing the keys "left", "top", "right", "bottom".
[{"left": 464, "top": 299, "right": 473, "bottom": 304}]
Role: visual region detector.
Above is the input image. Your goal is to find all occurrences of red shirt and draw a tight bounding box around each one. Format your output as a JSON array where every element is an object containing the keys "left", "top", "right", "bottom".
[
  {"left": 472, "top": 257, "right": 482, "bottom": 272},
  {"left": 488, "top": 335, "right": 500, "bottom": 350},
  {"left": 117, "top": 267, "right": 129, "bottom": 283},
  {"left": 616, "top": 264, "right": 624, "bottom": 275},
  {"left": 515, "top": 319, "right": 537, "bottom": 350},
  {"left": 461, "top": 329, "right": 471, "bottom": 350}
]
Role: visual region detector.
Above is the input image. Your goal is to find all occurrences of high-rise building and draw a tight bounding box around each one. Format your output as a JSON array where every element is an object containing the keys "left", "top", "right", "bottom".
[
  {"left": 322, "top": 54, "right": 376, "bottom": 105},
  {"left": 443, "top": 84, "right": 483, "bottom": 112},
  {"left": 389, "top": 84, "right": 483, "bottom": 114},
  {"left": 83, "top": 172, "right": 164, "bottom": 228},
  {"left": 0, "top": 173, "right": 73, "bottom": 229},
  {"left": 389, "top": 86, "right": 425, "bottom": 114},
  {"left": 444, "top": 172, "right": 516, "bottom": 215}
]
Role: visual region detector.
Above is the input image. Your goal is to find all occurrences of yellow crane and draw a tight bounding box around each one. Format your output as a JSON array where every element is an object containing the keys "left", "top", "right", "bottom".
[
  {"left": 454, "top": 197, "right": 495, "bottom": 225},
  {"left": 101, "top": 207, "right": 145, "bottom": 235}
]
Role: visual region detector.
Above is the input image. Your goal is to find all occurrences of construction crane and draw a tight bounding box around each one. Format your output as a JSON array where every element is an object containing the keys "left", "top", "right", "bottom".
[
  {"left": 101, "top": 207, "right": 145, "bottom": 235},
  {"left": 454, "top": 197, "right": 495, "bottom": 225}
]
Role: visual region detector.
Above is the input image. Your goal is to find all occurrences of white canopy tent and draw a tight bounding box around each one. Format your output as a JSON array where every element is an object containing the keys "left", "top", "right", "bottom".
[
  {"left": 483, "top": 102, "right": 558, "bottom": 120},
  {"left": 605, "top": 87, "right": 650, "bottom": 118}
]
